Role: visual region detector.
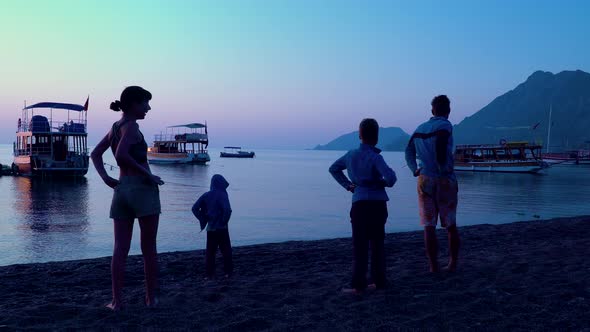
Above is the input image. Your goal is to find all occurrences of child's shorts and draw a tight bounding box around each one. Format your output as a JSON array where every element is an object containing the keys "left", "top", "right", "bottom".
[
  {"left": 417, "top": 175, "right": 458, "bottom": 228},
  {"left": 110, "top": 176, "right": 161, "bottom": 219}
]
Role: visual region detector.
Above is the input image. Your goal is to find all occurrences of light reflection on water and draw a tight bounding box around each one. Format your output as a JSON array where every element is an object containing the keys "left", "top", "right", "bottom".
[
  {"left": 5, "top": 176, "right": 90, "bottom": 264},
  {"left": 1, "top": 144, "right": 589, "bottom": 266}
]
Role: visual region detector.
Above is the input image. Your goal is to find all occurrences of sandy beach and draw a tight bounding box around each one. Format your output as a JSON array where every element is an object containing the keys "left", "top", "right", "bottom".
[{"left": 0, "top": 216, "right": 589, "bottom": 330}]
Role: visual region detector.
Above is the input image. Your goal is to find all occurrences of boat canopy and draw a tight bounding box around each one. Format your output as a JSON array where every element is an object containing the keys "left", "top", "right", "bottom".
[
  {"left": 168, "top": 123, "right": 206, "bottom": 129},
  {"left": 23, "top": 102, "right": 85, "bottom": 111},
  {"left": 224, "top": 146, "right": 241, "bottom": 149}
]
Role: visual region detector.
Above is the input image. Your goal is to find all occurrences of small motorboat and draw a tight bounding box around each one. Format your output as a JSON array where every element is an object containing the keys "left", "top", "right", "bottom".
[{"left": 220, "top": 146, "right": 255, "bottom": 158}]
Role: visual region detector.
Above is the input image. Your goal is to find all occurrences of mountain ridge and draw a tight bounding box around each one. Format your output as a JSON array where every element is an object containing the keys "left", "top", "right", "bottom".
[
  {"left": 454, "top": 70, "right": 590, "bottom": 149},
  {"left": 313, "top": 127, "right": 410, "bottom": 151}
]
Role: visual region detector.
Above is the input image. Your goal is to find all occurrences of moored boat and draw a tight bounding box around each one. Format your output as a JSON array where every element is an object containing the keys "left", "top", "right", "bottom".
[
  {"left": 147, "top": 123, "right": 210, "bottom": 164},
  {"left": 454, "top": 142, "right": 549, "bottom": 173},
  {"left": 220, "top": 146, "right": 255, "bottom": 158},
  {"left": 543, "top": 150, "right": 590, "bottom": 165},
  {"left": 13, "top": 101, "right": 89, "bottom": 176}
]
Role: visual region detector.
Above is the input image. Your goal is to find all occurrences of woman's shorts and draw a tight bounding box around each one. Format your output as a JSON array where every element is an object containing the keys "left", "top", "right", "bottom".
[{"left": 110, "top": 176, "right": 161, "bottom": 219}]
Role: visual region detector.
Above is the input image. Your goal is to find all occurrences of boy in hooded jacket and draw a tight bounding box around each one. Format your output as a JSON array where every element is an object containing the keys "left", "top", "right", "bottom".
[{"left": 192, "top": 174, "right": 233, "bottom": 278}]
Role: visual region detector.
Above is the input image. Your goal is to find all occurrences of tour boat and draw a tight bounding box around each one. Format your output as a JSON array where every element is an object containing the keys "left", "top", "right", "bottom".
[
  {"left": 147, "top": 123, "right": 210, "bottom": 164},
  {"left": 454, "top": 142, "right": 549, "bottom": 173},
  {"left": 13, "top": 101, "right": 89, "bottom": 176}
]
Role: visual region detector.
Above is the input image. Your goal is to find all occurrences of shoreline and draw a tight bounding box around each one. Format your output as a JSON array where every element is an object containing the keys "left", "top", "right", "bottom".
[{"left": 1, "top": 216, "right": 589, "bottom": 329}]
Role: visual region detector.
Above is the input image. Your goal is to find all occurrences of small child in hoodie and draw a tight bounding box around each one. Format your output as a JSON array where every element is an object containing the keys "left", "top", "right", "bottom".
[{"left": 192, "top": 174, "right": 233, "bottom": 279}]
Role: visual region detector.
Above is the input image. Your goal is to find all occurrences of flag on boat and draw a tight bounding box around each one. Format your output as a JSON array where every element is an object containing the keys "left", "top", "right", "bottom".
[{"left": 83, "top": 96, "right": 89, "bottom": 111}]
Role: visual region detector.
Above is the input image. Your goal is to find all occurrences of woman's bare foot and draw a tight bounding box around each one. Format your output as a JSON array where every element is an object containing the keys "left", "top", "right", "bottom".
[
  {"left": 443, "top": 262, "right": 457, "bottom": 272},
  {"left": 146, "top": 297, "right": 159, "bottom": 308},
  {"left": 106, "top": 301, "right": 122, "bottom": 311}
]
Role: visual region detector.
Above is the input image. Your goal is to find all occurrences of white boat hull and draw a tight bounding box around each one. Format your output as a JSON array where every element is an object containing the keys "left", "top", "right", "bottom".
[
  {"left": 13, "top": 155, "right": 89, "bottom": 176},
  {"left": 543, "top": 158, "right": 590, "bottom": 166},
  {"left": 454, "top": 162, "right": 546, "bottom": 173},
  {"left": 147, "top": 152, "right": 210, "bottom": 164}
]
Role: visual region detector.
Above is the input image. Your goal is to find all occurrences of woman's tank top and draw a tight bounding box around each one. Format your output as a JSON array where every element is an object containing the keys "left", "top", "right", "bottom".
[{"left": 110, "top": 120, "right": 148, "bottom": 164}]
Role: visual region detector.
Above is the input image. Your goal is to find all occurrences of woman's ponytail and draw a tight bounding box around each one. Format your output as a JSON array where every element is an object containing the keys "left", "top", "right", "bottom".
[{"left": 110, "top": 100, "right": 122, "bottom": 112}]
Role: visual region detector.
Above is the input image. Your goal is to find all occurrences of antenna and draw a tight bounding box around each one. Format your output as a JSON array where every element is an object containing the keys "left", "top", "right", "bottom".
[{"left": 546, "top": 104, "right": 552, "bottom": 153}]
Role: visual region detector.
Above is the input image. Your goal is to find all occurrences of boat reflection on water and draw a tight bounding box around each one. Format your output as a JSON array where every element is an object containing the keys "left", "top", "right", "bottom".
[{"left": 12, "top": 176, "right": 90, "bottom": 262}]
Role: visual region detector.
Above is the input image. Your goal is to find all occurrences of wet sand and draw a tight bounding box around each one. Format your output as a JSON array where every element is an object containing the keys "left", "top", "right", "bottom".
[{"left": 1, "top": 216, "right": 589, "bottom": 330}]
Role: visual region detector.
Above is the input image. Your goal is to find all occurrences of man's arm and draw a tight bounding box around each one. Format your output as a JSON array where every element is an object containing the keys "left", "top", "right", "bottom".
[
  {"left": 436, "top": 130, "right": 451, "bottom": 169},
  {"left": 405, "top": 135, "right": 420, "bottom": 176},
  {"left": 329, "top": 153, "right": 354, "bottom": 191}
]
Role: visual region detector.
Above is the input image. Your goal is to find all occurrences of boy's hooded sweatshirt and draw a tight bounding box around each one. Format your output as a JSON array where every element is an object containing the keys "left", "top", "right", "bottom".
[{"left": 192, "top": 174, "right": 232, "bottom": 231}]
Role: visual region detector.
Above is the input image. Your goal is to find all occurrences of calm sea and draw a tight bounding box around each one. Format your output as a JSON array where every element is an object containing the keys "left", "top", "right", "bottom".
[{"left": 1, "top": 144, "right": 589, "bottom": 266}]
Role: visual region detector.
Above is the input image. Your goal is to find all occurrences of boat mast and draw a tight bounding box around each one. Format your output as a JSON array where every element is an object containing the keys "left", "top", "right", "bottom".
[
  {"left": 23, "top": 100, "right": 26, "bottom": 131},
  {"left": 546, "top": 104, "right": 552, "bottom": 153}
]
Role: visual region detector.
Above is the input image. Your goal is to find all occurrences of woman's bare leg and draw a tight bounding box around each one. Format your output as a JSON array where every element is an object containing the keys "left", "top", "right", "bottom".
[
  {"left": 138, "top": 214, "right": 159, "bottom": 306},
  {"left": 109, "top": 218, "right": 134, "bottom": 310}
]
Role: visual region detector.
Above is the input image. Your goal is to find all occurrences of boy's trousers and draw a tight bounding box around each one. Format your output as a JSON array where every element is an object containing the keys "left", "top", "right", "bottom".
[
  {"left": 206, "top": 229, "right": 233, "bottom": 277},
  {"left": 350, "top": 200, "right": 388, "bottom": 290}
]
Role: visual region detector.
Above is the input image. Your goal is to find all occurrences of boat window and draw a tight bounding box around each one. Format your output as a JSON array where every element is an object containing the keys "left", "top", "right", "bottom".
[
  {"left": 492, "top": 149, "right": 506, "bottom": 160},
  {"left": 511, "top": 149, "right": 522, "bottom": 159},
  {"left": 472, "top": 149, "right": 483, "bottom": 159}
]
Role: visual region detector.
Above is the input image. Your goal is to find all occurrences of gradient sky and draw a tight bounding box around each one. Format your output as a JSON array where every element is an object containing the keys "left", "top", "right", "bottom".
[{"left": 1, "top": 0, "right": 589, "bottom": 149}]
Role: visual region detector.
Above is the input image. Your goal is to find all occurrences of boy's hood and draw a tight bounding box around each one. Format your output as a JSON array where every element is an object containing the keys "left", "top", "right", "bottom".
[{"left": 210, "top": 174, "right": 229, "bottom": 191}]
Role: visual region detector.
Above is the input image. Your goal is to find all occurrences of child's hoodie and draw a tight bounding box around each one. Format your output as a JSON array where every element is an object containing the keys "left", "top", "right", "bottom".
[{"left": 192, "top": 174, "right": 232, "bottom": 231}]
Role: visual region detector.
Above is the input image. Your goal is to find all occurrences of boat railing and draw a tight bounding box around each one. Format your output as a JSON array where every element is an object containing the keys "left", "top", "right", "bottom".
[
  {"left": 18, "top": 119, "right": 87, "bottom": 134},
  {"left": 153, "top": 133, "right": 208, "bottom": 142},
  {"left": 456, "top": 143, "right": 541, "bottom": 149},
  {"left": 14, "top": 146, "right": 88, "bottom": 156}
]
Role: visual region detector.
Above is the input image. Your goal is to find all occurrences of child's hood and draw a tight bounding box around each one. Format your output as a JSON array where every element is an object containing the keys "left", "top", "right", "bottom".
[{"left": 210, "top": 174, "right": 229, "bottom": 191}]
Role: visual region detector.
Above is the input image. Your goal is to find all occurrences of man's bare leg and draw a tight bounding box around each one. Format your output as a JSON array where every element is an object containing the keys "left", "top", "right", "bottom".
[
  {"left": 445, "top": 225, "right": 460, "bottom": 271},
  {"left": 424, "top": 226, "right": 439, "bottom": 272}
]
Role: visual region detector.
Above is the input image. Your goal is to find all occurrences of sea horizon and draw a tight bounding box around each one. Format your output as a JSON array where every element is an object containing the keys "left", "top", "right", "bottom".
[{"left": 2, "top": 144, "right": 590, "bottom": 266}]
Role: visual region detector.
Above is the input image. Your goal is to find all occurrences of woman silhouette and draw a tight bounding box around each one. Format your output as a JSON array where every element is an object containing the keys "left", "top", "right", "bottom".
[{"left": 91, "top": 86, "right": 164, "bottom": 310}]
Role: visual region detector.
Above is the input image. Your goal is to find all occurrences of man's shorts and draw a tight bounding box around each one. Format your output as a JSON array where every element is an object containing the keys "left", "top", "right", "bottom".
[
  {"left": 110, "top": 176, "right": 161, "bottom": 219},
  {"left": 417, "top": 175, "right": 458, "bottom": 228}
]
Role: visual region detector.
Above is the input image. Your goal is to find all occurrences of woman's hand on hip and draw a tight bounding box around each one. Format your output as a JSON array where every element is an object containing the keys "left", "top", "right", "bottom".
[
  {"left": 150, "top": 174, "right": 165, "bottom": 185},
  {"left": 104, "top": 176, "right": 120, "bottom": 188}
]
